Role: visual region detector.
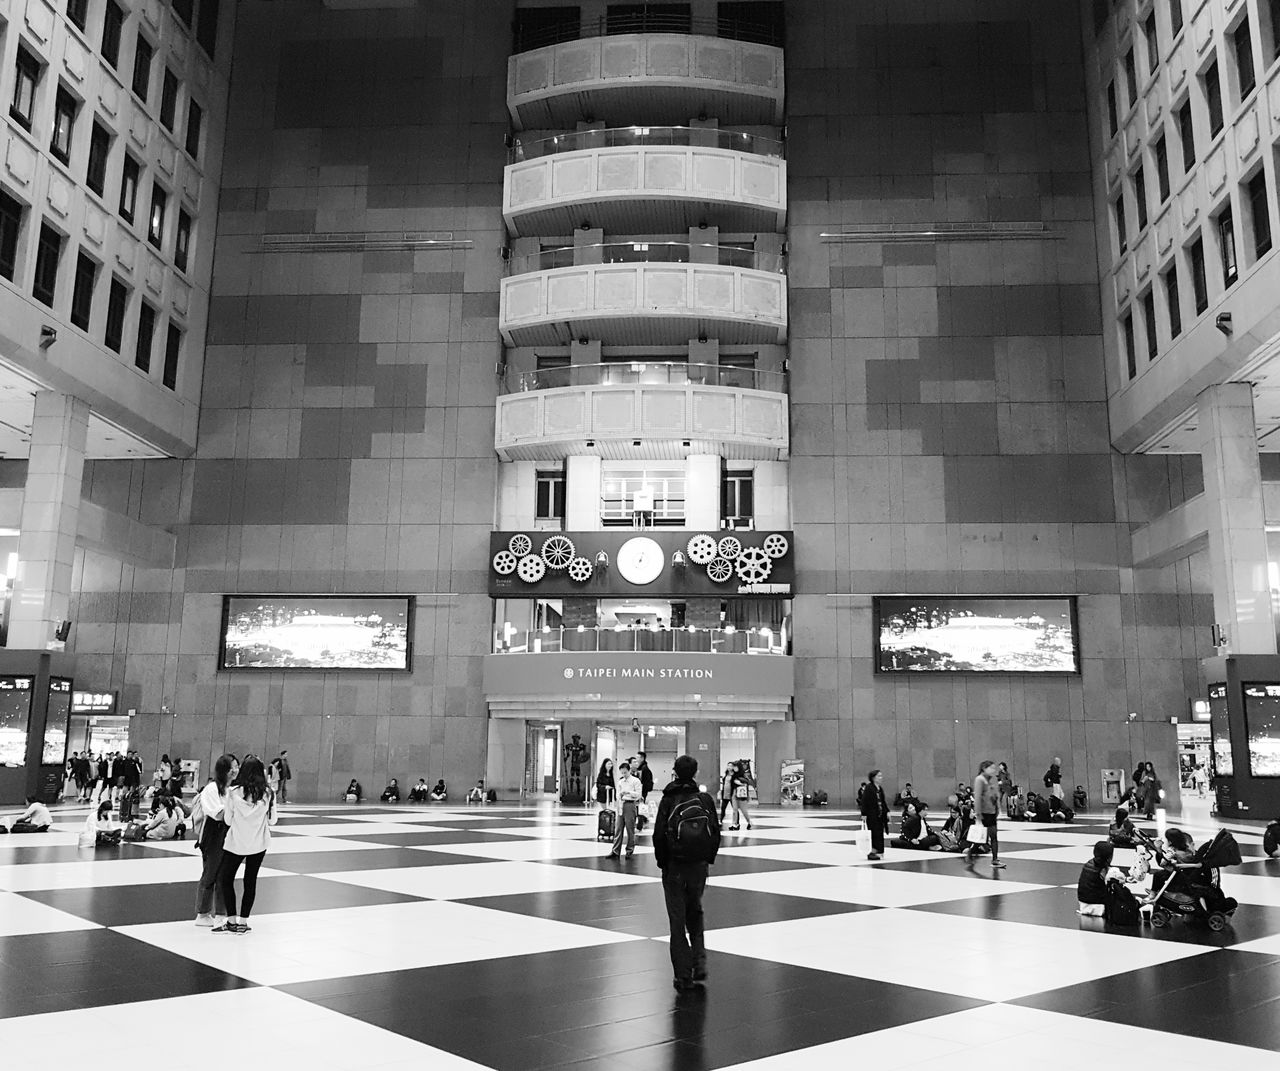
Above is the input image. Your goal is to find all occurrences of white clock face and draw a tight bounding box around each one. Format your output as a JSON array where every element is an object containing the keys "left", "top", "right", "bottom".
[{"left": 617, "top": 537, "right": 664, "bottom": 585}]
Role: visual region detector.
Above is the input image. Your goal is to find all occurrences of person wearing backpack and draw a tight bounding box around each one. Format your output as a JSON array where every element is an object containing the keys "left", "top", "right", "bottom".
[
  {"left": 653, "top": 754, "right": 721, "bottom": 992},
  {"left": 1076, "top": 840, "right": 1117, "bottom": 916}
]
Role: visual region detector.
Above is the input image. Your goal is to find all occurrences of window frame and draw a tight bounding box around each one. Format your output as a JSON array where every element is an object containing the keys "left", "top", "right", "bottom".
[
  {"left": 66, "top": 0, "right": 90, "bottom": 32},
  {"left": 86, "top": 120, "right": 111, "bottom": 197},
  {"left": 174, "top": 208, "right": 192, "bottom": 272},
  {"left": 131, "top": 33, "right": 154, "bottom": 103},
  {"left": 1123, "top": 47, "right": 1139, "bottom": 108},
  {"left": 1189, "top": 235, "right": 1209, "bottom": 313},
  {"left": 70, "top": 249, "right": 98, "bottom": 331},
  {"left": 32, "top": 222, "right": 63, "bottom": 308},
  {"left": 1216, "top": 206, "right": 1239, "bottom": 286},
  {"left": 159, "top": 68, "right": 179, "bottom": 131},
  {"left": 0, "top": 189, "right": 24, "bottom": 283},
  {"left": 1122, "top": 311, "right": 1138, "bottom": 380},
  {"left": 1144, "top": 11, "right": 1160, "bottom": 74},
  {"left": 1140, "top": 288, "right": 1159, "bottom": 361},
  {"left": 1134, "top": 166, "right": 1149, "bottom": 231},
  {"left": 1204, "top": 61, "right": 1224, "bottom": 137},
  {"left": 104, "top": 276, "right": 129, "bottom": 352},
  {"left": 1177, "top": 97, "right": 1195, "bottom": 173},
  {"left": 50, "top": 86, "right": 79, "bottom": 165},
  {"left": 134, "top": 299, "right": 157, "bottom": 372},
  {"left": 147, "top": 182, "right": 167, "bottom": 249},
  {"left": 534, "top": 469, "right": 566, "bottom": 521},
  {"left": 1164, "top": 264, "right": 1182, "bottom": 340},
  {"left": 1106, "top": 81, "right": 1119, "bottom": 137},
  {"left": 101, "top": 1, "right": 125, "bottom": 69},
  {"left": 1113, "top": 192, "right": 1128, "bottom": 255},
  {"left": 184, "top": 98, "right": 203, "bottom": 159},
  {"left": 1169, "top": 0, "right": 1184, "bottom": 39},
  {"left": 1154, "top": 135, "right": 1171, "bottom": 203},
  {"left": 1232, "top": 18, "right": 1256, "bottom": 101},
  {"left": 1245, "top": 170, "right": 1272, "bottom": 259},
  {"left": 162, "top": 321, "right": 181, "bottom": 390},
  {"left": 10, "top": 46, "right": 42, "bottom": 132},
  {"left": 119, "top": 154, "right": 140, "bottom": 223}
]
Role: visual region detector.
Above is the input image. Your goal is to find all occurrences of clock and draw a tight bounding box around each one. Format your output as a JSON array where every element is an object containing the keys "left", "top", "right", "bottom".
[{"left": 616, "top": 537, "right": 664, "bottom": 585}]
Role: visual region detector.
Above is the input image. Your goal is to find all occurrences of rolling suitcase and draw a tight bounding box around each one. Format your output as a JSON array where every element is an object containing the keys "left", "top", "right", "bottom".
[{"left": 597, "top": 808, "right": 616, "bottom": 841}]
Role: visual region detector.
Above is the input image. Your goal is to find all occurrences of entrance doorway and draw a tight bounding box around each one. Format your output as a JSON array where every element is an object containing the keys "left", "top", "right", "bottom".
[
  {"left": 524, "top": 723, "right": 561, "bottom": 797},
  {"left": 1178, "top": 722, "right": 1211, "bottom": 797},
  {"left": 719, "top": 725, "right": 757, "bottom": 801}
]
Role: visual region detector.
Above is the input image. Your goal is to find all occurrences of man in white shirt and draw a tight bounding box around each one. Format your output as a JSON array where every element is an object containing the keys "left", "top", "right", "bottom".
[
  {"left": 7, "top": 796, "right": 53, "bottom": 833},
  {"left": 609, "top": 761, "right": 643, "bottom": 858}
]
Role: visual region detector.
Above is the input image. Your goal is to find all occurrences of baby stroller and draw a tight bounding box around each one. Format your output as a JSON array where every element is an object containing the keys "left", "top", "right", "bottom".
[{"left": 1145, "top": 828, "right": 1242, "bottom": 931}]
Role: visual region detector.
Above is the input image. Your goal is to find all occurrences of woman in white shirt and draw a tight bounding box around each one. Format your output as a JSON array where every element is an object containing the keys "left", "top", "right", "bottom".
[
  {"left": 194, "top": 754, "right": 234, "bottom": 927},
  {"left": 213, "top": 757, "right": 277, "bottom": 934}
]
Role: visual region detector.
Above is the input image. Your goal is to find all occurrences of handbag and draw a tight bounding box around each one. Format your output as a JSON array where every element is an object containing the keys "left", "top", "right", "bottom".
[
  {"left": 963, "top": 822, "right": 990, "bottom": 849},
  {"left": 852, "top": 819, "right": 871, "bottom": 854},
  {"left": 735, "top": 785, "right": 748, "bottom": 799}
]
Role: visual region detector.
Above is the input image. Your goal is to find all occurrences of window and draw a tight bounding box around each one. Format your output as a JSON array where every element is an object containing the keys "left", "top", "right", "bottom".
[
  {"left": 159, "top": 69, "right": 179, "bottom": 131},
  {"left": 0, "top": 190, "right": 25, "bottom": 282},
  {"left": 184, "top": 99, "right": 203, "bottom": 159},
  {"left": 1169, "top": 0, "right": 1183, "bottom": 38},
  {"left": 722, "top": 470, "right": 754, "bottom": 524},
  {"left": 104, "top": 277, "right": 128, "bottom": 352},
  {"left": 1189, "top": 236, "right": 1209, "bottom": 313},
  {"left": 131, "top": 35, "right": 153, "bottom": 102},
  {"left": 1164, "top": 266, "right": 1182, "bottom": 339},
  {"left": 175, "top": 209, "right": 191, "bottom": 271},
  {"left": 70, "top": 251, "right": 97, "bottom": 330},
  {"left": 600, "top": 465, "right": 686, "bottom": 526},
  {"left": 86, "top": 121, "right": 110, "bottom": 195},
  {"left": 119, "top": 155, "right": 139, "bottom": 222},
  {"left": 10, "top": 47, "right": 41, "bottom": 131},
  {"left": 1233, "top": 19, "right": 1255, "bottom": 100},
  {"left": 1178, "top": 98, "right": 1195, "bottom": 172},
  {"left": 1123, "top": 48, "right": 1138, "bottom": 107},
  {"left": 162, "top": 322, "right": 181, "bottom": 390},
  {"left": 67, "top": 0, "right": 89, "bottom": 32},
  {"left": 1205, "top": 62, "right": 1223, "bottom": 136},
  {"left": 607, "top": 4, "right": 693, "bottom": 36},
  {"left": 196, "top": 0, "right": 220, "bottom": 58},
  {"left": 32, "top": 224, "right": 62, "bottom": 307},
  {"left": 512, "top": 6, "right": 580, "bottom": 52},
  {"left": 1144, "top": 12, "right": 1159, "bottom": 73},
  {"left": 147, "top": 184, "right": 166, "bottom": 248},
  {"left": 535, "top": 469, "right": 566, "bottom": 520},
  {"left": 135, "top": 301, "right": 156, "bottom": 372},
  {"left": 1246, "top": 171, "right": 1272, "bottom": 258},
  {"left": 172, "top": 0, "right": 194, "bottom": 26},
  {"left": 1218, "top": 207, "right": 1238, "bottom": 285},
  {"left": 718, "top": 1, "right": 784, "bottom": 45},
  {"left": 1154, "top": 136, "right": 1170, "bottom": 202},
  {"left": 1141, "top": 290, "right": 1158, "bottom": 360},
  {"left": 1114, "top": 194, "right": 1128, "bottom": 254},
  {"left": 1267, "top": 0, "right": 1280, "bottom": 64},
  {"left": 1134, "top": 167, "right": 1149, "bottom": 230},
  {"left": 50, "top": 88, "right": 78, "bottom": 164},
  {"left": 1106, "top": 82, "right": 1119, "bottom": 137},
  {"left": 101, "top": 2, "right": 124, "bottom": 69},
  {"left": 1123, "top": 312, "right": 1137, "bottom": 379}
]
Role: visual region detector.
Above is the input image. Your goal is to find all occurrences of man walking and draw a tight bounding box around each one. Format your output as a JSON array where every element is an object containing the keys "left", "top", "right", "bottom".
[
  {"left": 609, "top": 760, "right": 643, "bottom": 858},
  {"left": 654, "top": 754, "right": 720, "bottom": 991},
  {"left": 277, "top": 750, "right": 291, "bottom": 804}
]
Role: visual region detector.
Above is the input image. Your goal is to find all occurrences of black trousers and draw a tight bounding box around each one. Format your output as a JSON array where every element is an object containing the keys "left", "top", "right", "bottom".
[
  {"left": 870, "top": 822, "right": 885, "bottom": 854},
  {"left": 196, "top": 820, "right": 228, "bottom": 915},
  {"left": 217, "top": 849, "right": 266, "bottom": 918},
  {"left": 662, "top": 861, "right": 708, "bottom": 981}
]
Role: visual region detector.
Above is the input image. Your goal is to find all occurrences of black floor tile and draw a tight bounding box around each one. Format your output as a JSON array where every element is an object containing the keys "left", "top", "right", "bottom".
[
  {"left": 323, "top": 829, "right": 538, "bottom": 846},
  {"left": 0, "top": 842, "right": 175, "bottom": 866},
  {"left": 0, "top": 929, "right": 253, "bottom": 1018},
  {"left": 552, "top": 853, "right": 821, "bottom": 878},
  {"left": 1013, "top": 949, "right": 1280, "bottom": 1051},
  {"left": 875, "top": 855, "right": 1084, "bottom": 886},
  {"left": 259, "top": 847, "right": 492, "bottom": 874},
  {"left": 19, "top": 873, "right": 425, "bottom": 926}
]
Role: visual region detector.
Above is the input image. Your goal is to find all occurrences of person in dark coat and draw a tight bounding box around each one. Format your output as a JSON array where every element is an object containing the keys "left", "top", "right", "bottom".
[{"left": 859, "top": 768, "right": 890, "bottom": 860}]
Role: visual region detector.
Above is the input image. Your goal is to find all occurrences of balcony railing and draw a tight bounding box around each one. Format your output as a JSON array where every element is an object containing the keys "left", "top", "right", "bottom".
[
  {"left": 494, "top": 625, "right": 790, "bottom": 656},
  {"left": 507, "top": 241, "right": 786, "bottom": 276},
  {"left": 511, "top": 125, "right": 783, "bottom": 162},
  {"left": 514, "top": 14, "right": 784, "bottom": 54},
  {"left": 500, "top": 360, "right": 786, "bottom": 395}
]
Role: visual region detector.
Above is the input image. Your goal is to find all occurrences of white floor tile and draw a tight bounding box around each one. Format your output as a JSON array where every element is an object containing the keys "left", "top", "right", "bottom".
[
  {"left": 717, "top": 842, "right": 896, "bottom": 867},
  {"left": 421, "top": 838, "right": 650, "bottom": 861},
  {"left": 710, "top": 863, "right": 1050, "bottom": 907},
  {"left": 272, "top": 822, "right": 449, "bottom": 836},
  {"left": 0, "top": 856, "right": 287, "bottom": 891},
  {"left": 316, "top": 859, "right": 658, "bottom": 899},
  {"left": 0, "top": 890, "right": 102, "bottom": 935}
]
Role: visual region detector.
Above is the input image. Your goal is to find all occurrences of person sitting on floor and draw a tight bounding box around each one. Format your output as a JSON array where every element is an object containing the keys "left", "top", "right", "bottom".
[
  {"left": 1024, "top": 792, "right": 1052, "bottom": 821},
  {"left": 466, "top": 779, "right": 485, "bottom": 803},
  {"left": 892, "top": 782, "right": 921, "bottom": 812},
  {"left": 4, "top": 796, "right": 53, "bottom": 833},
  {"left": 144, "top": 796, "right": 182, "bottom": 840},
  {"left": 344, "top": 779, "right": 363, "bottom": 802},
  {"left": 1077, "top": 840, "right": 1117, "bottom": 916},
  {"left": 1265, "top": 817, "right": 1280, "bottom": 859},
  {"left": 1109, "top": 805, "right": 1139, "bottom": 847},
  {"left": 380, "top": 778, "right": 401, "bottom": 803},
  {"left": 429, "top": 779, "right": 447, "bottom": 801},
  {"left": 408, "top": 778, "right": 429, "bottom": 802},
  {"left": 891, "top": 801, "right": 943, "bottom": 851}
]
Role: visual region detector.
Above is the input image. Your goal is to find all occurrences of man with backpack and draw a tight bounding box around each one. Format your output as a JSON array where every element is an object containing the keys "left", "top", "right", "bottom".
[{"left": 653, "top": 754, "right": 721, "bottom": 992}]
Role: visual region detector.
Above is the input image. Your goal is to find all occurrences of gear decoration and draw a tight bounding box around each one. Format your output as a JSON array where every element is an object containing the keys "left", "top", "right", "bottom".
[
  {"left": 717, "top": 536, "right": 743, "bottom": 560},
  {"left": 540, "top": 535, "right": 575, "bottom": 569},
  {"left": 508, "top": 533, "right": 533, "bottom": 557},
  {"left": 492, "top": 549, "right": 518, "bottom": 575},
  {"left": 706, "top": 557, "right": 733, "bottom": 583},
  {"left": 735, "top": 546, "right": 773, "bottom": 583},
  {"left": 517, "top": 554, "right": 546, "bottom": 583},
  {"left": 686, "top": 534, "right": 717, "bottom": 564},
  {"left": 762, "top": 532, "right": 790, "bottom": 559},
  {"left": 567, "top": 556, "right": 593, "bottom": 582}
]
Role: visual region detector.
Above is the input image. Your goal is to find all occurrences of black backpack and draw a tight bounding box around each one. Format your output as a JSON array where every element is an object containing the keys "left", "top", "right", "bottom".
[
  {"left": 1104, "top": 879, "right": 1141, "bottom": 926},
  {"left": 1264, "top": 821, "right": 1280, "bottom": 858},
  {"left": 666, "top": 792, "right": 716, "bottom": 862}
]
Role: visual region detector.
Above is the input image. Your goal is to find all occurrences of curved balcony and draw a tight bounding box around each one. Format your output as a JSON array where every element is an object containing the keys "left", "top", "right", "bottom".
[
  {"left": 505, "top": 127, "right": 786, "bottom": 236},
  {"left": 500, "top": 242, "right": 787, "bottom": 347},
  {"left": 494, "top": 380, "right": 788, "bottom": 462},
  {"left": 501, "top": 360, "right": 786, "bottom": 395},
  {"left": 508, "top": 32, "right": 784, "bottom": 130},
  {"left": 494, "top": 625, "right": 789, "bottom": 656}
]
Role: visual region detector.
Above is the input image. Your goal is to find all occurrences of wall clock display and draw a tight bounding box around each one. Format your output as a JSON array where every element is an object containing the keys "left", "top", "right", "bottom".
[{"left": 616, "top": 536, "right": 664, "bottom": 585}]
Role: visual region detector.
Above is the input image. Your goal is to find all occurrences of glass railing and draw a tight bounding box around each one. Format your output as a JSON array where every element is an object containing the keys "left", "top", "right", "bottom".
[
  {"left": 507, "top": 241, "right": 786, "bottom": 276},
  {"left": 513, "top": 14, "right": 783, "bottom": 54},
  {"left": 494, "top": 625, "right": 790, "bottom": 655},
  {"left": 501, "top": 360, "right": 786, "bottom": 394},
  {"left": 511, "top": 125, "right": 783, "bottom": 162}
]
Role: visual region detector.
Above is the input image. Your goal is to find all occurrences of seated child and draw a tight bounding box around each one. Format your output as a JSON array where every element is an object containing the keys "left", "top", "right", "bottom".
[
  {"left": 1024, "top": 792, "right": 1051, "bottom": 821},
  {"left": 429, "top": 779, "right": 447, "bottom": 801},
  {"left": 5, "top": 796, "right": 53, "bottom": 833},
  {"left": 891, "top": 802, "right": 942, "bottom": 850},
  {"left": 380, "top": 779, "right": 401, "bottom": 803},
  {"left": 408, "top": 779, "right": 429, "bottom": 802},
  {"left": 145, "top": 796, "right": 181, "bottom": 840},
  {"left": 1077, "top": 840, "right": 1117, "bottom": 916},
  {"left": 466, "top": 780, "right": 485, "bottom": 803},
  {"left": 1109, "top": 805, "right": 1139, "bottom": 847}
]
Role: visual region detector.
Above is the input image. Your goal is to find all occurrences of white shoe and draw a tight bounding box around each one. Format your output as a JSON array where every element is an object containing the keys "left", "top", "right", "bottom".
[{"left": 195, "top": 914, "right": 215, "bottom": 927}]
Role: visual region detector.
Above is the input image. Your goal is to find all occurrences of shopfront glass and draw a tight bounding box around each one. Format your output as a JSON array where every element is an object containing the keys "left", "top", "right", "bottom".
[
  {"left": 719, "top": 725, "right": 757, "bottom": 800},
  {"left": 0, "top": 677, "right": 34, "bottom": 767},
  {"left": 41, "top": 678, "right": 72, "bottom": 765}
]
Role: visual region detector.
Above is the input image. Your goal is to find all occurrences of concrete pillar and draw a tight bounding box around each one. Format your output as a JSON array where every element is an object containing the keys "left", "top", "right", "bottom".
[
  {"left": 570, "top": 338, "right": 601, "bottom": 365},
  {"left": 497, "top": 461, "right": 536, "bottom": 529},
  {"left": 573, "top": 227, "right": 604, "bottom": 264},
  {"left": 486, "top": 718, "right": 527, "bottom": 800},
  {"left": 9, "top": 392, "right": 89, "bottom": 650},
  {"left": 565, "top": 455, "right": 602, "bottom": 530},
  {"left": 1197, "top": 382, "right": 1276, "bottom": 654},
  {"left": 756, "top": 720, "right": 797, "bottom": 806},
  {"left": 753, "top": 461, "right": 790, "bottom": 529},
  {"left": 689, "top": 225, "right": 719, "bottom": 264},
  {"left": 686, "top": 454, "right": 721, "bottom": 529}
]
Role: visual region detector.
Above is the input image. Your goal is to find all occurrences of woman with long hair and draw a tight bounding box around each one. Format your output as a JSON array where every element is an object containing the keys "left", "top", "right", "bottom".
[
  {"left": 194, "top": 754, "right": 234, "bottom": 927},
  {"left": 594, "top": 758, "right": 614, "bottom": 808},
  {"left": 728, "top": 761, "right": 755, "bottom": 831},
  {"left": 214, "top": 757, "right": 276, "bottom": 934},
  {"left": 1141, "top": 761, "right": 1161, "bottom": 819}
]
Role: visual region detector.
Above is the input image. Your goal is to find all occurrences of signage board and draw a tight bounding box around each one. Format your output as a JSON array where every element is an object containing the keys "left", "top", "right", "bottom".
[
  {"left": 72, "top": 691, "right": 117, "bottom": 714},
  {"left": 483, "top": 652, "right": 794, "bottom": 699}
]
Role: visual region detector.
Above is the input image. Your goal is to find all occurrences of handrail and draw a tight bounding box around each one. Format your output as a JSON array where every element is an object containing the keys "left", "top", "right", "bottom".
[
  {"left": 494, "top": 624, "right": 790, "bottom": 655},
  {"left": 511, "top": 125, "right": 783, "bottom": 162},
  {"left": 513, "top": 13, "right": 784, "bottom": 54},
  {"left": 500, "top": 360, "right": 786, "bottom": 395},
  {"left": 507, "top": 241, "right": 786, "bottom": 276}
]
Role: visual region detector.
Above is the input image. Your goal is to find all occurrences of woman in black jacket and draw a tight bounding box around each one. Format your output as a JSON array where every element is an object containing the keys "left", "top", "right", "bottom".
[{"left": 860, "top": 769, "right": 889, "bottom": 860}]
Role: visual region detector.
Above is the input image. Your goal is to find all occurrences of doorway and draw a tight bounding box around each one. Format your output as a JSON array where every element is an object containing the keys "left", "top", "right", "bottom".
[
  {"left": 719, "top": 725, "right": 758, "bottom": 801},
  {"left": 524, "top": 723, "right": 562, "bottom": 797}
]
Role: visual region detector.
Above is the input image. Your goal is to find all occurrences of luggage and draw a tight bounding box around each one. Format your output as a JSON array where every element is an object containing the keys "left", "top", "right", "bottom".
[
  {"left": 597, "top": 808, "right": 616, "bottom": 841},
  {"left": 1104, "top": 879, "right": 1142, "bottom": 927}
]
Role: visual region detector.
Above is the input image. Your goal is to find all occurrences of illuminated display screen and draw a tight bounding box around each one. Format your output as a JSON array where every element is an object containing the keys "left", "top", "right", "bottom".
[
  {"left": 1243, "top": 683, "right": 1280, "bottom": 778},
  {"left": 0, "top": 677, "right": 34, "bottom": 767},
  {"left": 1209, "top": 682, "right": 1233, "bottom": 777},
  {"left": 221, "top": 596, "right": 413, "bottom": 671}
]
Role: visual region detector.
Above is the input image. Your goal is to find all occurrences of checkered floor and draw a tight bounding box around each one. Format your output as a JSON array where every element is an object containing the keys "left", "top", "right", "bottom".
[{"left": 2, "top": 802, "right": 1279, "bottom": 1070}]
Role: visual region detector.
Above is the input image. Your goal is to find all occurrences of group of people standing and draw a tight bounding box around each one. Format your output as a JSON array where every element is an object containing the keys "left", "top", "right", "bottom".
[{"left": 65, "top": 750, "right": 150, "bottom": 803}]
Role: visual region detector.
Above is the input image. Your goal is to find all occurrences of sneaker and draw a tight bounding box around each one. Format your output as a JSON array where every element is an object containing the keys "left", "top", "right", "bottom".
[
  {"left": 194, "top": 914, "right": 215, "bottom": 928},
  {"left": 233, "top": 922, "right": 252, "bottom": 934},
  {"left": 728, "top": 825, "right": 740, "bottom": 831},
  {"left": 212, "top": 923, "right": 235, "bottom": 934},
  {"left": 747, "top": 824, "right": 753, "bottom": 830},
  {"left": 608, "top": 851, "right": 620, "bottom": 858},
  {"left": 625, "top": 850, "right": 634, "bottom": 857},
  {"left": 991, "top": 861, "right": 1007, "bottom": 869}
]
